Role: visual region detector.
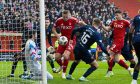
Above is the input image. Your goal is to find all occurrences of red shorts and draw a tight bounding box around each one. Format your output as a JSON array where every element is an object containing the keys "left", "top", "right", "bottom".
[
  {"left": 110, "top": 40, "right": 124, "bottom": 54},
  {"left": 56, "top": 41, "right": 76, "bottom": 54}
]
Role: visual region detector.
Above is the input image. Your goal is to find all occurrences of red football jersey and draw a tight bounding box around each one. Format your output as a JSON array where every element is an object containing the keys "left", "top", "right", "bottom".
[
  {"left": 54, "top": 17, "right": 79, "bottom": 40},
  {"left": 110, "top": 19, "right": 130, "bottom": 41}
]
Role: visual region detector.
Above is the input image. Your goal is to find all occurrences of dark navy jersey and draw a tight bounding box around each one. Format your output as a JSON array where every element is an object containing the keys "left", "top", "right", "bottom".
[
  {"left": 71, "top": 25, "right": 109, "bottom": 55},
  {"left": 132, "top": 15, "right": 140, "bottom": 43},
  {"left": 46, "top": 25, "right": 53, "bottom": 46}
]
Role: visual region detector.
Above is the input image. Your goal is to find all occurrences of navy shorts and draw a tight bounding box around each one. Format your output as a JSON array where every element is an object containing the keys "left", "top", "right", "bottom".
[
  {"left": 133, "top": 42, "right": 140, "bottom": 61},
  {"left": 121, "top": 43, "right": 134, "bottom": 60},
  {"left": 74, "top": 44, "right": 94, "bottom": 64}
]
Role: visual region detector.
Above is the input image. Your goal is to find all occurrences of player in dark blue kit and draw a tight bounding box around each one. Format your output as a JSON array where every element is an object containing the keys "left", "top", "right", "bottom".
[
  {"left": 130, "top": 10, "right": 140, "bottom": 84},
  {"left": 105, "top": 28, "right": 136, "bottom": 77},
  {"left": 66, "top": 18, "right": 109, "bottom": 81},
  {"left": 37, "top": 18, "right": 57, "bottom": 72}
]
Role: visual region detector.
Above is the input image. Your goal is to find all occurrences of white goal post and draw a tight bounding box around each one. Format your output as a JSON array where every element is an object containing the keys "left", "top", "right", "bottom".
[{"left": 39, "top": 0, "right": 47, "bottom": 84}]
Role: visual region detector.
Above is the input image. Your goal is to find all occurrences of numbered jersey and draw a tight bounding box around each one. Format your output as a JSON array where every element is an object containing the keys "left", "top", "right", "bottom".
[
  {"left": 76, "top": 25, "right": 102, "bottom": 49},
  {"left": 71, "top": 25, "right": 109, "bottom": 55}
]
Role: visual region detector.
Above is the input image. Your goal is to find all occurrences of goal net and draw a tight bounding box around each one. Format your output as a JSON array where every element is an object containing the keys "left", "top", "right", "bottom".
[{"left": 0, "top": 0, "right": 47, "bottom": 84}]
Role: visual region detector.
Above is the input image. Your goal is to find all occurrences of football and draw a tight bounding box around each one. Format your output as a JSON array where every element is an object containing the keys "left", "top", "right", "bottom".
[{"left": 58, "top": 36, "right": 68, "bottom": 45}]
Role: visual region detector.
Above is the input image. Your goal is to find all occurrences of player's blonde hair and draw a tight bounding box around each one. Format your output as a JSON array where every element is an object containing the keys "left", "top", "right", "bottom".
[
  {"left": 62, "top": 10, "right": 71, "bottom": 17},
  {"left": 62, "top": 10, "right": 70, "bottom": 14},
  {"left": 92, "top": 18, "right": 101, "bottom": 26}
]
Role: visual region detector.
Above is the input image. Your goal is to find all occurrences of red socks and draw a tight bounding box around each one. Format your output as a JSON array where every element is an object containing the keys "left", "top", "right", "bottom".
[
  {"left": 56, "top": 59, "right": 69, "bottom": 73},
  {"left": 63, "top": 59, "right": 69, "bottom": 73},
  {"left": 56, "top": 59, "right": 62, "bottom": 66},
  {"left": 118, "top": 60, "right": 128, "bottom": 69},
  {"left": 108, "top": 59, "right": 114, "bottom": 71}
]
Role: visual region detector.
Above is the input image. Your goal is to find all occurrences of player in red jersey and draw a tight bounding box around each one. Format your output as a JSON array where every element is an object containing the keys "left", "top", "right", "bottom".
[
  {"left": 52, "top": 10, "right": 86, "bottom": 78},
  {"left": 101, "top": 10, "right": 132, "bottom": 77}
]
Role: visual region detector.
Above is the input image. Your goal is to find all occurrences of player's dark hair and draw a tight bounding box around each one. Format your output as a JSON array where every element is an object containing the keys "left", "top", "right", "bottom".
[
  {"left": 62, "top": 10, "right": 70, "bottom": 14},
  {"left": 115, "top": 10, "right": 122, "bottom": 14},
  {"left": 28, "top": 30, "right": 36, "bottom": 39},
  {"left": 45, "top": 17, "right": 50, "bottom": 20},
  {"left": 93, "top": 18, "right": 101, "bottom": 26}
]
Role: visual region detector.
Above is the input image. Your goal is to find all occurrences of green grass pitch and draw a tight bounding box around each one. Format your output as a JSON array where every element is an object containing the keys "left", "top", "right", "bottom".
[{"left": 0, "top": 61, "right": 139, "bottom": 84}]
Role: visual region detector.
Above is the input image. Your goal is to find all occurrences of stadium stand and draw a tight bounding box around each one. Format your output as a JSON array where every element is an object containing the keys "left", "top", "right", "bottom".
[{"left": 0, "top": 0, "right": 131, "bottom": 60}]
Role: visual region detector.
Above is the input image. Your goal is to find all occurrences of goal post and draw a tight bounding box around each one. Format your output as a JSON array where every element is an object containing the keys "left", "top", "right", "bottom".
[
  {"left": 39, "top": 0, "right": 47, "bottom": 84},
  {"left": 0, "top": 0, "right": 47, "bottom": 84}
]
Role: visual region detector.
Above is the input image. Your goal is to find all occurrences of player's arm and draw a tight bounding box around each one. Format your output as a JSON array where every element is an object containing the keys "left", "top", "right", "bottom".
[
  {"left": 101, "top": 22, "right": 112, "bottom": 32},
  {"left": 29, "top": 44, "right": 41, "bottom": 61},
  {"left": 101, "top": 23, "right": 112, "bottom": 32},
  {"left": 52, "top": 27, "right": 61, "bottom": 39},
  {"left": 129, "top": 22, "right": 135, "bottom": 50},
  {"left": 96, "top": 34, "right": 110, "bottom": 56},
  {"left": 71, "top": 26, "right": 86, "bottom": 40},
  {"left": 78, "top": 21, "right": 87, "bottom": 26},
  {"left": 52, "top": 20, "right": 61, "bottom": 39}
]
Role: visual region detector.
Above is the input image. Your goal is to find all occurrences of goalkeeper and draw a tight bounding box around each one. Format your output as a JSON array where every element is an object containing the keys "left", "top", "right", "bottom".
[{"left": 23, "top": 30, "right": 53, "bottom": 80}]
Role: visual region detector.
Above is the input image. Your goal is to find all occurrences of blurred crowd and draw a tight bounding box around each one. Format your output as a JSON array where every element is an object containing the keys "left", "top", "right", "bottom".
[
  {"left": 0, "top": 0, "right": 131, "bottom": 46},
  {"left": 46, "top": 0, "right": 130, "bottom": 25},
  {"left": 0, "top": 0, "right": 39, "bottom": 32}
]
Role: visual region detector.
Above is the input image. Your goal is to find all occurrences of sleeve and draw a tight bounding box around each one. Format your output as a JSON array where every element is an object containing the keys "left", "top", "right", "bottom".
[
  {"left": 29, "top": 43, "right": 41, "bottom": 61},
  {"left": 95, "top": 33, "right": 109, "bottom": 56},
  {"left": 125, "top": 20, "right": 130, "bottom": 28},
  {"left": 74, "top": 18, "right": 79, "bottom": 24},
  {"left": 72, "top": 17, "right": 79, "bottom": 24}
]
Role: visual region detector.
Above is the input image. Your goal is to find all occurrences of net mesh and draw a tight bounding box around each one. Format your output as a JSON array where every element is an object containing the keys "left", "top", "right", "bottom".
[{"left": 0, "top": 0, "right": 42, "bottom": 84}]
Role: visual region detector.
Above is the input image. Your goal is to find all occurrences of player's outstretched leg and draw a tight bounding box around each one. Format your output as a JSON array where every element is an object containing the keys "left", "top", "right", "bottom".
[
  {"left": 47, "top": 53, "right": 57, "bottom": 72},
  {"left": 7, "top": 61, "right": 18, "bottom": 77},
  {"left": 131, "top": 43, "right": 140, "bottom": 84},
  {"left": 66, "top": 60, "right": 80, "bottom": 80},
  {"left": 105, "top": 59, "right": 115, "bottom": 77},
  {"left": 121, "top": 50, "right": 136, "bottom": 75},
  {"left": 115, "top": 55, "right": 132, "bottom": 76},
  {"left": 79, "top": 60, "right": 98, "bottom": 82},
  {"left": 129, "top": 60, "right": 136, "bottom": 68},
  {"left": 7, "top": 53, "right": 20, "bottom": 77},
  {"left": 48, "top": 59, "right": 57, "bottom": 72},
  {"left": 56, "top": 59, "right": 63, "bottom": 72},
  {"left": 22, "top": 57, "right": 28, "bottom": 75},
  {"left": 62, "top": 59, "right": 69, "bottom": 78},
  {"left": 131, "top": 63, "right": 140, "bottom": 84},
  {"left": 61, "top": 50, "right": 71, "bottom": 79}
]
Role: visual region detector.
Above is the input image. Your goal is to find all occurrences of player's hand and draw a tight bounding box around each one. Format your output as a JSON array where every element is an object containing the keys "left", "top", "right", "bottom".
[
  {"left": 100, "top": 21, "right": 104, "bottom": 27},
  {"left": 69, "top": 40, "right": 73, "bottom": 44},
  {"left": 107, "top": 45, "right": 110, "bottom": 51},
  {"left": 79, "top": 20, "right": 87, "bottom": 26},
  {"left": 57, "top": 34, "right": 61, "bottom": 39},
  {"left": 48, "top": 46, "right": 55, "bottom": 53}
]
